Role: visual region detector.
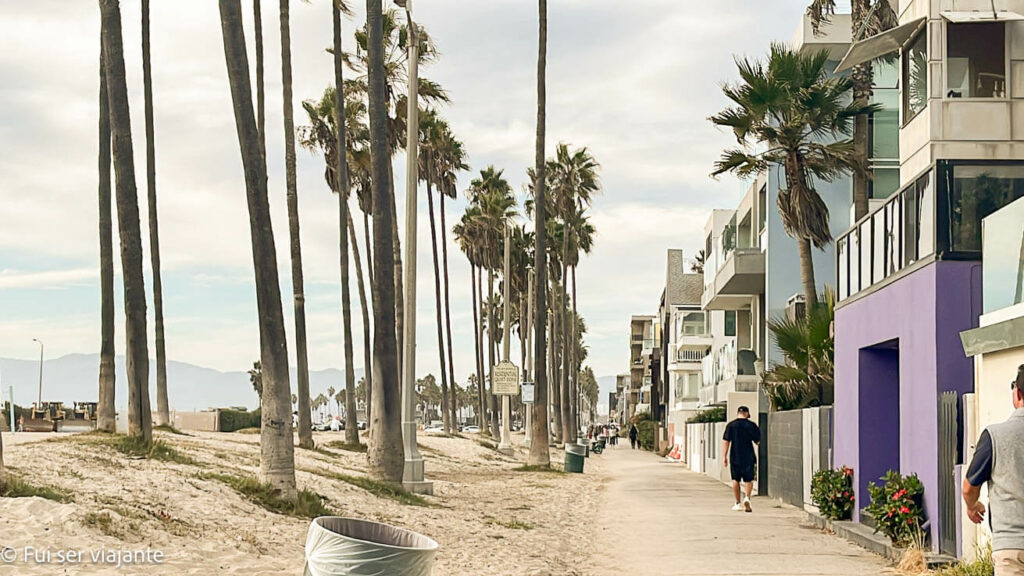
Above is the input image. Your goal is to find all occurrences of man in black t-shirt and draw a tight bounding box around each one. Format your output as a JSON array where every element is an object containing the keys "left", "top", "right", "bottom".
[{"left": 723, "top": 406, "right": 760, "bottom": 513}]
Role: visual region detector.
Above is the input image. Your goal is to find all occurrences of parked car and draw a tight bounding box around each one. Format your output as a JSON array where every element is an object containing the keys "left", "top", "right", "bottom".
[
  {"left": 463, "top": 425, "right": 480, "bottom": 434},
  {"left": 423, "top": 425, "right": 444, "bottom": 434},
  {"left": 357, "top": 421, "right": 367, "bottom": 431}
]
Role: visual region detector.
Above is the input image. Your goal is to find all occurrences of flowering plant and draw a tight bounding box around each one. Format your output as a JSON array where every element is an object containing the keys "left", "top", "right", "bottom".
[
  {"left": 864, "top": 470, "right": 925, "bottom": 547},
  {"left": 810, "top": 466, "right": 855, "bottom": 520}
]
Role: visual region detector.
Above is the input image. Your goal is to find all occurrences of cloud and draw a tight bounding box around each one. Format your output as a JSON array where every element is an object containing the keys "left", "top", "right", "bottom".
[{"left": 0, "top": 0, "right": 813, "bottom": 382}]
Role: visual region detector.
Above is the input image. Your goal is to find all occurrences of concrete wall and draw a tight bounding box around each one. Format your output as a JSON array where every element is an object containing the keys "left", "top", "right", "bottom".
[
  {"left": 172, "top": 410, "right": 220, "bottom": 432},
  {"left": 834, "top": 260, "right": 981, "bottom": 550},
  {"left": 768, "top": 410, "right": 805, "bottom": 507}
]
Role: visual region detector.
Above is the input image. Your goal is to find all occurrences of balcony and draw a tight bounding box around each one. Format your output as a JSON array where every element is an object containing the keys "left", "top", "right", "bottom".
[
  {"left": 674, "top": 337, "right": 712, "bottom": 366},
  {"left": 702, "top": 248, "right": 766, "bottom": 310},
  {"left": 836, "top": 161, "right": 1024, "bottom": 305},
  {"left": 699, "top": 340, "right": 759, "bottom": 405}
]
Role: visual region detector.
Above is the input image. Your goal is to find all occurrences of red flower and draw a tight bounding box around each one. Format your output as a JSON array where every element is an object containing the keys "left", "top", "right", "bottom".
[
  {"left": 887, "top": 510, "right": 894, "bottom": 518},
  {"left": 843, "top": 467, "right": 853, "bottom": 476},
  {"left": 899, "top": 506, "right": 911, "bottom": 514},
  {"left": 843, "top": 491, "right": 850, "bottom": 498}
]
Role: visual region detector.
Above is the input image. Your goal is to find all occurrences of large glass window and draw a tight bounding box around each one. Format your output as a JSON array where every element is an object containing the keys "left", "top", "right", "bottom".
[
  {"left": 946, "top": 23, "right": 1006, "bottom": 99},
  {"left": 724, "top": 311, "right": 736, "bottom": 337},
  {"left": 903, "top": 30, "right": 928, "bottom": 121},
  {"left": 948, "top": 165, "right": 1024, "bottom": 252},
  {"left": 918, "top": 172, "right": 935, "bottom": 257},
  {"left": 871, "top": 168, "right": 900, "bottom": 200},
  {"left": 982, "top": 197, "right": 1024, "bottom": 313}
]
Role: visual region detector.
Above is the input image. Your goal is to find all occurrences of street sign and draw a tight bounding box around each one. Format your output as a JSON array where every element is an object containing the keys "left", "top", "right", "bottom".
[
  {"left": 521, "top": 382, "right": 535, "bottom": 403},
  {"left": 492, "top": 361, "right": 520, "bottom": 395}
]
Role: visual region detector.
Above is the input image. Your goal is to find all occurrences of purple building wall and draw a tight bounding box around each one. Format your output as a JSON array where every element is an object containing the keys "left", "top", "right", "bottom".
[{"left": 834, "top": 261, "right": 981, "bottom": 550}]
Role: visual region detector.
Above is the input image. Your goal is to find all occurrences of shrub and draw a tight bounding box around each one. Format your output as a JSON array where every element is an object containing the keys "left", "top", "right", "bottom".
[
  {"left": 219, "top": 408, "right": 261, "bottom": 433},
  {"left": 810, "top": 466, "right": 855, "bottom": 520},
  {"left": 864, "top": 469, "right": 926, "bottom": 547},
  {"left": 687, "top": 406, "right": 726, "bottom": 424}
]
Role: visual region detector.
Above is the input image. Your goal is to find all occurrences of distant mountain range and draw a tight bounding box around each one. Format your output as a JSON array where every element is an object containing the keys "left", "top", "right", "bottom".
[
  {"left": 0, "top": 354, "right": 363, "bottom": 412},
  {"left": 0, "top": 353, "right": 617, "bottom": 416}
]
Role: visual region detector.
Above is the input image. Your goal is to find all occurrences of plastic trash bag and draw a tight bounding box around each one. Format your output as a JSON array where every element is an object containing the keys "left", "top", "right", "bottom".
[{"left": 303, "top": 517, "right": 439, "bottom": 576}]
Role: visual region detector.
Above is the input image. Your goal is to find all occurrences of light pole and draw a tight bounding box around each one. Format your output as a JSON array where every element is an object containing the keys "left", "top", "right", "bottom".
[
  {"left": 32, "top": 338, "right": 43, "bottom": 407},
  {"left": 523, "top": 268, "right": 533, "bottom": 445},
  {"left": 497, "top": 223, "right": 514, "bottom": 454},
  {"left": 399, "top": 0, "right": 432, "bottom": 495}
]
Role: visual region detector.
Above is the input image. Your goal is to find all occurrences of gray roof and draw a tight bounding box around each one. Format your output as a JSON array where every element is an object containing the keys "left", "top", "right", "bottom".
[{"left": 665, "top": 249, "right": 702, "bottom": 306}]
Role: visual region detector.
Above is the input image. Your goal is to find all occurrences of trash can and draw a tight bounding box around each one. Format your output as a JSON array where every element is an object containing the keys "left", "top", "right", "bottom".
[
  {"left": 304, "top": 517, "right": 439, "bottom": 576},
  {"left": 564, "top": 443, "right": 586, "bottom": 474},
  {"left": 579, "top": 441, "right": 589, "bottom": 458}
]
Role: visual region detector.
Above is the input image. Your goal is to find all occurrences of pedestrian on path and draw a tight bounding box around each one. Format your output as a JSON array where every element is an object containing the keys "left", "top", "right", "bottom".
[
  {"left": 722, "top": 405, "right": 760, "bottom": 513},
  {"left": 629, "top": 424, "right": 638, "bottom": 449},
  {"left": 963, "top": 365, "right": 1024, "bottom": 576}
]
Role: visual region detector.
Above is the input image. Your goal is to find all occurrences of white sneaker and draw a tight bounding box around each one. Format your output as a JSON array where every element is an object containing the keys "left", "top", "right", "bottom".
[
  {"left": 743, "top": 497, "right": 752, "bottom": 513},
  {"left": 731, "top": 503, "right": 744, "bottom": 512}
]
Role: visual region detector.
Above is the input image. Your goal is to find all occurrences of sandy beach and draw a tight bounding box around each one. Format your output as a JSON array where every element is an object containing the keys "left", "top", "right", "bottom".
[{"left": 0, "top": 430, "right": 603, "bottom": 575}]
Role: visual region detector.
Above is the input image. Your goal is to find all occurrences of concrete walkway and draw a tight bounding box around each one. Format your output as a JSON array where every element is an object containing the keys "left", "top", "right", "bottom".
[{"left": 590, "top": 444, "right": 889, "bottom": 575}]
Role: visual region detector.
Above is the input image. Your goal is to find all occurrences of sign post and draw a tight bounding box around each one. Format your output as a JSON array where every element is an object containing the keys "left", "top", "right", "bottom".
[{"left": 521, "top": 382, "right": 535, "bottom": 404}]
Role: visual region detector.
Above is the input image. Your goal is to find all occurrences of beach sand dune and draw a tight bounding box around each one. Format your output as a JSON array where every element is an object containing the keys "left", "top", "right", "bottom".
[{"left": 0, "top": 430, "right": 602, "bottom": 575}]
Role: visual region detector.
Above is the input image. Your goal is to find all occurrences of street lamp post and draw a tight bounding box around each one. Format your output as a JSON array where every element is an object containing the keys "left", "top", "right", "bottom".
[
  {"left": 523, "top": 269, "right": 534, "bottom": 445},
  {"left": 497, "top": 223, "right": 514, "bottom": 454},
  {"left": 399, "top": 0, "right": 432, "bottom": 495},
  {"left": 32, "top": 338, "right": 43, "bottom": 407}
]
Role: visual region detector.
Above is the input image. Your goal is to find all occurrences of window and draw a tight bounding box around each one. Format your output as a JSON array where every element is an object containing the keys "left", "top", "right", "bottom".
[
  {"left": 724, "top": 311, "right": 736, "bottom": 337},
  {"left": 946, "top": 23, "right": 1006, "bottom": 99},
  {"left": 947, "top": 164, "right": 1024, "bottom": 252},
  {"left": 681, "top": 311, "right": 706, "bottom": 336},
  {"left": 903, "top": 30, "right": 928, "bottom": 121}
]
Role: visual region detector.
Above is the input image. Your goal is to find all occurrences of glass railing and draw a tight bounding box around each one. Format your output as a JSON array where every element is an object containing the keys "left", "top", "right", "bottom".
[
  {"left": 702, "top": 340, "right": 758, "bottom": 387},
  {"left": 982, "top": 197, "right": 1024, "bottom": 314},
  {"left": 837, "top": 162, "right": 1024, "bottom": 303}
]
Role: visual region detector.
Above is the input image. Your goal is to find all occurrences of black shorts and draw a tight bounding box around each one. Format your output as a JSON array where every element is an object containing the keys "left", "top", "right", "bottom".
[{"left": 730, "top": 462, "right": 755, "bottom": 483}]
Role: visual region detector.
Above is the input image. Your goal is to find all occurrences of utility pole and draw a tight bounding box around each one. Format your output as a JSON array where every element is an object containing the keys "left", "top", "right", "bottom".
[
  {"left": 398, "top": 0, "right": 432, "bottom": 495},
  {"left": 498, "top": 223, "right": 514, "bottom": 454}
]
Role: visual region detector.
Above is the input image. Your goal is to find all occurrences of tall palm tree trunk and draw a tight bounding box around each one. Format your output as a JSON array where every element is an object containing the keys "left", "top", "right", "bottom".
[
  {"left": 347, "top": 212, "right": 371, "bottom": 434},
  {"left": 851, "top": 0, "right": 872, "bottom": 222},
  {"left": 142, "top": 0, "right": 170, "bottom": 428},
  {"left": 528, "top": 0, "right": 550, "bottom": 466},
  {"left": 332, "top": 0, "right": 358, "bottom": 446},
  {"left": 798, "top": 237, "right": 819, "bottom": 310},
  {"left": 279, "top": 0, "right": 314, "bottom": 450},
  {"left": 364, "top": 212, "right": 375, "bottom": 289},
  {"left": 388, "top": 163, "right": 404, "bottom": 380},
  {"left": 440, "top": 194, "right": 459, "bottom": 431},
  {"left": 426, "top": 179, "right": 451, "bottom": 434},
  {"left": 489, "top": 268, "right": 501, "bottom": 434},
  {"left": 560, "top": 255, "right": 572, "bottom": 443},
  {"left": 474, "top": 266, "right": 486, "bottom": 428},
  {"left": 254, "top": 0, "right": 265, "bottom": 157},
  {"left": 365, "top": 0, "right": 403, "bottom": 482},
  {"left": 360, "top": 211, "right": 375, "bottom": 424},
  {"left": 550, "top": 283, "right": 562, "bottom": 441},
  {"left": 571, "top": 265, "right": 579, "bottom": 432},
  {"left": 217, "top": 0, "right": 295, "bottom": 497},
  {"left": 97, "top": 37, "right": 116, "bottom": 434},
  {"left": 100, "top": 0, "right": 152, "bottom": 446}
]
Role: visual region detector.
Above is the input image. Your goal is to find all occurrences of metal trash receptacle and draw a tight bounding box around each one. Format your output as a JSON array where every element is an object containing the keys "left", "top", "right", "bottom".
[
  {"left": 564, "top": 443, "right": 586, "bottom": 473},
  {"left": 304, "top": 517, "right": 439, "bottom": 576}
]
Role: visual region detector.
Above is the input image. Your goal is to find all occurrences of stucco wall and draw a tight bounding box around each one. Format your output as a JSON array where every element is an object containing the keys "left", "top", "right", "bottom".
[
  {"left": 768, "top": 410, "right": 804, "bottom": 508},
  {"left": 834, "top": 260, "right": 980, "bottom": 549}
]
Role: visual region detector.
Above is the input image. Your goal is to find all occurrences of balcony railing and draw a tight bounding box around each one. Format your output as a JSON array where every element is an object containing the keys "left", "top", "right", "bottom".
[
  {"left": 676, "top": 348, "right": 708, "bottom": 363},
  {"left": 701, "top": 340, "right": 758, "bottom": 387},
  {"left": 837, "top": 161, "right": 1024, "bottom": 303},
  {"left": 982, "top": 197, "right": 1024, "bottom": 314}
]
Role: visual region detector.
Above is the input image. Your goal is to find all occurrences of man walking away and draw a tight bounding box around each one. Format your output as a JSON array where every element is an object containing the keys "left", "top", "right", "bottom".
[
  {"left": 723, "top": 405, "right": 760, "bottom": 512},
  {"left": 629, "top": 424, "right": 638, "bottom": 449},
  {"left": 964, "top": 365, "right": 1024, "bottom": 575}
]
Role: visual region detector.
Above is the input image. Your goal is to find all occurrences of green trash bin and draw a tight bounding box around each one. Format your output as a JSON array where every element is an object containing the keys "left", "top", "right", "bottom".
[{"left": 564, "top": 443, "right": 585, "bottom": 473}]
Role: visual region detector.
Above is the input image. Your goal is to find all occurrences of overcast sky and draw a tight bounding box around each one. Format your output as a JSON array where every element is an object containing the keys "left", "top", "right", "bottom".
[{"left": 0, "top": 0, "right": 823, "bottom": 394}]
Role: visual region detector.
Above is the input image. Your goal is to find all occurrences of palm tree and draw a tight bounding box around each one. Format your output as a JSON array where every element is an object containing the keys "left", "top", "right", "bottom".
[
  {"left": 364, "top": 0, "right": 403, "bottom": 482},
  {"left": 566, "top": 209, "right": 595, "bottom": 431},
  {"left": 254, "top": 0, "right": 265, "bottom": 157},
  {"left": 807, "top": 0, "right": 896, "bottom": 221},
  {"left": 454, "top": 206, "right": 488, "bottom": 433},
  {"left": 347, "top": 11, "right": 449, "bottom": 381},
  {"left": 466, "top": 166, "right": 517, "bottom": 439},
  {"left": 298, "top": 84, "right": 369, "bottom": 443},
  {"left": 100, "top": 0, "right": 152, "bottom": 445},
  {"left": 327, "top": 0, "right": 359, "bottom": 446},
  {"left": 277, "top": 0, "right": 314, "bottom": 451},
  {"left": 710, "top": 44, "right": 876, "bottom": 309},
  {"left": 96, "top": 35, "right": 116, "bottom": 434},
  {"left": 530, "top": 4, "right": 552, "bottom": 460},
  {"left": 419, "top": 110, "right": 453, "bottom": 434},
  {"left": 690, "top": 249, "right": 706, "bottom": 274},
  {"left": 436, "top": 131, "right": 467, "bottom": 432},
  {"left": 217, "top": 0, "right": 296, "bottom": 497},
  {"left": 763, "top": 289, "right": 836, "bottom": 410},
  {"left": 141, "top": 0, "right": 170, "bottom": 428}
]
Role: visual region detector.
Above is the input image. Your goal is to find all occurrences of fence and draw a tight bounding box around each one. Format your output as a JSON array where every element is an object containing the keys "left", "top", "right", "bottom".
[{"left": 766, "top": 406, "right": 833, "bottom": 509}]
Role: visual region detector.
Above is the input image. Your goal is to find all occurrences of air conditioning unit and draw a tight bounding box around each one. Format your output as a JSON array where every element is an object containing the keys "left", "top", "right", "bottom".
[{"left": 785, "top": 293, "right": 806, "bottom": 322}]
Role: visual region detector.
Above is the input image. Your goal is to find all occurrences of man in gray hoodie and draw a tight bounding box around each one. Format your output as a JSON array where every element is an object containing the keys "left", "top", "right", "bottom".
[{"left": 964, "top": 365, "right": 1024, "bottom": 575}]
